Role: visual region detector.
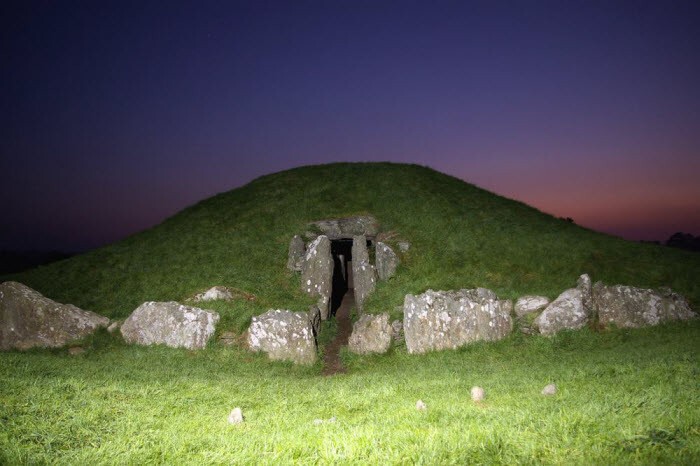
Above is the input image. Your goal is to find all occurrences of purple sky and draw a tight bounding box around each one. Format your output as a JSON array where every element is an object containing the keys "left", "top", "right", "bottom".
[{"left": 2, "top": 1, "right": 699, "bottom": 251}]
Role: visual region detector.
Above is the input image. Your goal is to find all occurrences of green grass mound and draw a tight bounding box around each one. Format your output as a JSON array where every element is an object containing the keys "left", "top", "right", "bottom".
[{"left": 5, "top": 162, "right": 698, "bottom": 331}]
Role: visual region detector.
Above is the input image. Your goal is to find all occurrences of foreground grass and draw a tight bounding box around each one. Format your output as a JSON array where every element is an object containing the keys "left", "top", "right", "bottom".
[{"left": 1, "top": 322, "right": 698, "bottom": 465}]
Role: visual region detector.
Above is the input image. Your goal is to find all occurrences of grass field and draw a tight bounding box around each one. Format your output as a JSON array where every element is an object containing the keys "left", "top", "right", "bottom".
[
  {"left": 1, "top": 322, "right": 698, "bottom": 464},
  {"left": 2, "top": 163, "right": 699, "bottom": 463}
]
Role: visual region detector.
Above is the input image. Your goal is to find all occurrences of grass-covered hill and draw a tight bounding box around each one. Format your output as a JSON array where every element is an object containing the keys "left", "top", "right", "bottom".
[{"left": 6, "top": 162, "right": 699, "bottom": 331}]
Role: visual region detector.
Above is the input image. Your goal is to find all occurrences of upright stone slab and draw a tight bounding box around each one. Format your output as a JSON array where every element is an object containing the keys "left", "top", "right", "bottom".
[
  {"left": 120, "top": 301, "right": 219, "bottom": 350},
  {"left": 287, "top": 235, "right": 305, "bottom": 272},
  {"left": 593, "top": 283, "right": 695, "bottom": 328},
  {"left": 403, "top": 288, "right": 513, "bottom": 354},
  {"left": 352, "top": 235, "right": 376, "bottom": 314},
  {"left": 376, "top": 242, "right": 399, "bottom": 281},
  {"left": 0, "top": 281, "right": 110, "bottom": 351},
  {"left": 301, "top": 235, "right": 333, "bottom": 320},
  {"left": 247, "top": 309, "right": 317, "bottom": 365}
]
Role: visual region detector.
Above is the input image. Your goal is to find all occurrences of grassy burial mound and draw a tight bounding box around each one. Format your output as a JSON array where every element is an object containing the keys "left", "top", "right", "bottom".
[
  {"left": 2, "top": 162, "right": 699, "bottom": 464},
  {"left": 5, "top": 162, "right": 700, "bottom": 330}
]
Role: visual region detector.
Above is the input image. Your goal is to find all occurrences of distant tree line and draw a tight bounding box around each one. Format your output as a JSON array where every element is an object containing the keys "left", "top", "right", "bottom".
[{"left": 665, "top": 232, "right": 700, "bottom": 252}]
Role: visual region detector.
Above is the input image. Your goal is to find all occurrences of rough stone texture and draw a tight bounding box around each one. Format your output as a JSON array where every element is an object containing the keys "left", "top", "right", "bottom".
[
  {"left": 308, "top": 215, "right": 379, "bottom": 240},
  {"left": 228, "top": 408, "right": 244, "bottom": 424},
  {"left": 308, "top": 305, "right": 321, "bottom": 338},
  {"left": 471, "top": 386, "right": 485, "bottom": 402},
  {"left": 593, "top": 282, "right": 695, "bottom": 328},
  {"left": 348, "top": 313, "right": 392, "bottom": 354},
  {"left": 533, "top": 288, "right": 589, "bottom": 336},
  {"left": 391, "top": 319, "right": 404, "bottom": 342},
  {"left": 301, "top": 235, "right": 334, "bottom": 320},
  {"left": 120, "top": 301, "right": 219, "bottom": 350},
  {"left": 287, "top": 235, "right": 306, "bottom": 272},
  {"left": 398, "top": 241, "right": 411, "bottom": 252},
  {"left": 0, "top": 281, "right": 110, "bottom": 351},
  {"left": 193, "top": 286, "right": 233, "bottom": 302},
  {"left": 514, "top": 296, "right": 550, "bottom": 317},
  {"left": 247, "top": 309, "right": 317, "bottom": 365},
  {"left": 542, "top": 384, "right": 557, "bottom": 396},
  {"left": 403, "top": 288, "right": 513, "bottom": 354},
  {"left": 577, "top": 274, "right": 593, "bottom": 313},
  {"left": 352, "top": 235, "right": 376, "bottom": 314},
  {"left": 376, "top": 242, "right": 399, "bottom": 281}
]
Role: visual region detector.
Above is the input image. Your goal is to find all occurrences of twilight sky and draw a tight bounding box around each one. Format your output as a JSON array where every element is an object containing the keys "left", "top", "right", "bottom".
[{"left": 2, "top": 0, "right": 699, "bottom": 251}]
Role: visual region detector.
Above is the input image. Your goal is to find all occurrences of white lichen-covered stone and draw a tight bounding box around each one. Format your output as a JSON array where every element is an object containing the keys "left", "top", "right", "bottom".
[
  {"left": 471, "top": 386, "right": 485, "bottom": 402},
  {"left": 376, "top": 242, "right": 399, "bottom": 281},
  {"left": 193, "top": 286, "right": 234, "bottom": 302},
  {"left": 593, "top": 283, "right": 695, "bottom": 328},
  {"left": 533, "top": 288, "right": 589, "bottom": 336},
  {"left": 0, "top": 281, "right": 110, "bottom": 351},
  {"left": 228, "top": 407, "right": 244, "bottom": 424},
  {"left": 514, "top": 296, "right": 550, "bottom": 317},
  {"left": 403, "top": 288, "right": 513, "bottom": 354},
  {"left": 542, "top": 384, "right": 557, "bottom": 396},
  {"left": 352, "top": 235, "right": 376, "bottom": 314},
  {"left": 120, "top": 301, "right": 219, "bottom": 350},
  {"left": 301, "top": 235, "right": 333, "bottom": 320},
  {"left": 247, "top": 309, "right": 317, "bottom": 365},
  {"left": 348, "top": 313, "right": 392, "bottom": 354}
]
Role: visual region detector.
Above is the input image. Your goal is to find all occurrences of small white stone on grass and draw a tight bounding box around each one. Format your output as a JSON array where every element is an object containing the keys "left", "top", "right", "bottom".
[
  {"left": 471, "top": 386, "right": 485, "bottom": 402},
  {"left": 313, "top": 419, "right": 324, "bottom": 425},
  {"left": 416, "top": 400, "right": 427, "bottom": 411},
  {"left": 542, "top": 383, "right": 557, "bottom": 396},
  {"left": 228, "top": 407, "right": 244, "bottom": 424}
]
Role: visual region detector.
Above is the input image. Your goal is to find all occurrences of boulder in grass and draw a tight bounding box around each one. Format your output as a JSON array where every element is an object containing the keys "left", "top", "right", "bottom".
[
  {"left": 193, "top": 286, "right": 234, "bottom": 302},
  {"left": 287, "top": 235, "right": 306, "bottom": 272},
  {"left": 0, "top": 281, "right": 110, "bottom": 351},
  {"left": 120, "top": 301, "right": 219, "bottom": 350},
  {"left": 514, "top": 296, "right": 550, "bottom": 317},
  {"left": 403, "top": 288, "right": 512, "bottom": 354},
  {"left": 247, "top": 309, "right": 317, "bottom": 365},
  {"left": 348, "top": 313, "right": 392, "bottom": 354},
  {"left": 534, "top": 275, "right": 592, "bottom": 336},
  {"left": 593, "top": 283, "right": 695, "bottom": 328}
]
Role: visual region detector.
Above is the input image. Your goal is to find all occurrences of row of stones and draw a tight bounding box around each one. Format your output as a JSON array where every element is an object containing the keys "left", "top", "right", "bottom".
[{"left": 246, "top": 274, "right": 696, "bottom": 364}]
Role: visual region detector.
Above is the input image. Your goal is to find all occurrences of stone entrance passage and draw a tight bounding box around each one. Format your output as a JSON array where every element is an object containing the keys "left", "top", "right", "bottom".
[{"left": 330, "top": 239, "right": 353, "bottom": 316}]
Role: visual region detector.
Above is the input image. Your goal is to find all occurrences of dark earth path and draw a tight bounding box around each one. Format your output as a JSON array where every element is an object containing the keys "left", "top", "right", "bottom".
[{"left": 322, "top": 291, "right": 354, "bottom": 376}]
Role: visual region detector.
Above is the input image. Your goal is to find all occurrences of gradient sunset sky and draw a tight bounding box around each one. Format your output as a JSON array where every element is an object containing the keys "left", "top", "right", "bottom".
[{"left": 2, "top": 0, "right": 699, "bottom": 251}]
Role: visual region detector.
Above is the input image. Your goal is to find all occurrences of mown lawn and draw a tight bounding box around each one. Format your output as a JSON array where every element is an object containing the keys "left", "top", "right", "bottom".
[{"left": 1, "top": 321, "right": 698, "bottom": 465}]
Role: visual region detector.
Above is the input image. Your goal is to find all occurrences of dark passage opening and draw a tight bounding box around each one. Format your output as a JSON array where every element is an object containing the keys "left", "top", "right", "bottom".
[{"left": 330, "top": 239, "right": 353, "bottom": 316}]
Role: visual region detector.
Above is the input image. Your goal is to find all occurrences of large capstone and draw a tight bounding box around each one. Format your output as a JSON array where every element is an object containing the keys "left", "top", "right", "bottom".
[
  {"left": 352, "top": 235, "right": 376, "bottom": 314},
  {"left": 301, "top": 235, "right": 333, "bottom": 320},
  {"left": 348, "top": 313, "right": 392, "bottom": 354},
  {"left": 120, "top": 301, "right": 219, "bottom": 350},
  {"left": 403, "top": 288, "right": 513, "bottom": 354},
  {"left": 287, "top": 235, "right": 306, "bottom": 272},
  {"left": 0, "top": 281, "right": 110, "bottom": 351},
  {"left": 593, "top": 283, "right": 695, "bottom": 328},
  {"left": 376, "top": 241, "right": 399, "bottom": 281},
  {"left": 308, "top": 215, "right": 379, "bottom": 240},
  {"left": 247, "top": 309, "right": 317, "bottom": 365}
]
